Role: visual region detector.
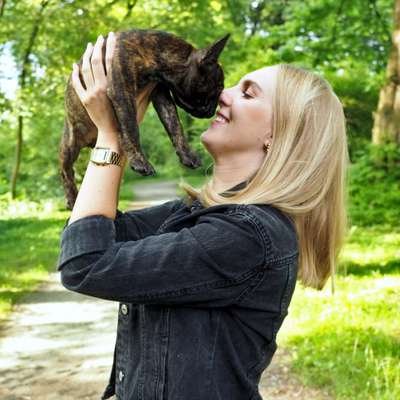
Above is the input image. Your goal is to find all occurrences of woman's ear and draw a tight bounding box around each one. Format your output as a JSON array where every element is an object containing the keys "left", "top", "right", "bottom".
[{"left": 264, "top": 131, "right": 273, "bottom": 147}]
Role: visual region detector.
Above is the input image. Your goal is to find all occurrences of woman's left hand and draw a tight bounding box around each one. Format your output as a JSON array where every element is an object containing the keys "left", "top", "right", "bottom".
[{"left": 72, "top": 32, "right": 120, "bottom": 142}]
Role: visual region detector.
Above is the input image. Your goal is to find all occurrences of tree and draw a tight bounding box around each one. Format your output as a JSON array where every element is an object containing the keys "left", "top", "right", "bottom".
[
  {"left": 372, "top": 0, "right": 400, "bottom": 144},
  {"left": 9, "top": 0, "right": 51, "bottom": 199}
]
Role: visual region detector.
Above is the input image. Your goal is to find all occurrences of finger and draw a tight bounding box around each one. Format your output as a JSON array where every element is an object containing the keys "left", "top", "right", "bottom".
[
  {"left": 105, "top": 31, "right": 116, "bottom": 77},
  {"left": 71, "top": 63, "right": 86, "bottom": 99},
  {"left": 81, "top": 42, "right": 95, "bottom": 88},
  {"left": 91, "top": 34, "right": 106, "bottom": 84}
]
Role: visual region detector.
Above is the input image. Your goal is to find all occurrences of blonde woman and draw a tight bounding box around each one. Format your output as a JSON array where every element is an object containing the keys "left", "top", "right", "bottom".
[{"left": 56, "top": 32, "right": 349, "bottom": 400}]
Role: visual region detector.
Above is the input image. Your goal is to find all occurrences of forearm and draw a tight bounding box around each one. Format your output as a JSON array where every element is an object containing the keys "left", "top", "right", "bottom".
[{"left": 67, "top": 133, "right": 127, "bottom": 225}]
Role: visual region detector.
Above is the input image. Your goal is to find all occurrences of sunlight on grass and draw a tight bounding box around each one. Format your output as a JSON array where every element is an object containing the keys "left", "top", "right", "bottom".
[{"left": 342, "top": 226, "right": 400, "bottom": 266}]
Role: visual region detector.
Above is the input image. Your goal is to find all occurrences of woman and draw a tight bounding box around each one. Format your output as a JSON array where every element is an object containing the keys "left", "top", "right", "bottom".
[{"left": 56, "top": 32, "right": 349, "bottom": 400}]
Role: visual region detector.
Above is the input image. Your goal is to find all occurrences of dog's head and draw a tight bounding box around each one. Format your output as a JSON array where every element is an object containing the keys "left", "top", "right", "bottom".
[{"left": 169, "top": 34, "right": 230, "bottom": 118}]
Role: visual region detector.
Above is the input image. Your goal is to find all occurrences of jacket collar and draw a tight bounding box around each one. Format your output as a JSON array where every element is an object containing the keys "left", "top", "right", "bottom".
[
  {"left": 219, "top": 179, "right": 249, "bottom": 197},
  {"left": 187, "top": 177, "right": 253, "bottom": 211}
]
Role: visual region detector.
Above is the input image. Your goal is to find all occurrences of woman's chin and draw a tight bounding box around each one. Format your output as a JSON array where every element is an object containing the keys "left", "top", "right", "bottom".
[
  {"left": 202, "top": 122, "right": 226, "bottom": 138},
  {"left": 200, "top": 128, "right": 218, "bottom": 149}
]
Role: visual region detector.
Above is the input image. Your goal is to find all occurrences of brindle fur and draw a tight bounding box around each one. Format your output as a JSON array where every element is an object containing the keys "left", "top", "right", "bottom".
[{"left": 59, "top": 29, "right": 230, "bottom": 209}]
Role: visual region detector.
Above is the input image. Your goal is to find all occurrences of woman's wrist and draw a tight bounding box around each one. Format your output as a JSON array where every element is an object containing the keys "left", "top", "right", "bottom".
[{"left": 96, "top": 131, "right": 122, "bottom": 150}]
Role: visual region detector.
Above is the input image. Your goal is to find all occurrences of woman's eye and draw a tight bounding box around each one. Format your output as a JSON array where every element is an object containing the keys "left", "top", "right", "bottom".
[{"left": 242, "top": 91, "right": 253, "bottom": 99}]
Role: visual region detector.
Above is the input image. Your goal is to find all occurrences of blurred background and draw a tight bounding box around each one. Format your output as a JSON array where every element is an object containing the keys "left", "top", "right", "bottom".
[{"left": 0, "top": 1, "right": 399, "bottom": 399}]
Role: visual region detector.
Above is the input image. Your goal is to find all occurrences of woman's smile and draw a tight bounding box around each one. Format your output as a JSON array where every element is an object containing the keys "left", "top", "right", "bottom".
[{"left": 211, "top": 112, "right": 230, "bottom": 127}]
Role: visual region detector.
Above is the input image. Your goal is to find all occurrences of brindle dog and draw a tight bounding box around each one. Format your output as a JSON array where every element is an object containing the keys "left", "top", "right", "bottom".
[{"left": 59, "top": 29, "right": 230, "bottom": 210}]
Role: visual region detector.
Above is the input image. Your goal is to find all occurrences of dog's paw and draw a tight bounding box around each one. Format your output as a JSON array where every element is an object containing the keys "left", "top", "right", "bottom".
[
  {"left": 129, "top": 158, "right": 156, "bottom": 176},
  {"left": 179, "top": 150, "right": 202, "bottom": 169}
]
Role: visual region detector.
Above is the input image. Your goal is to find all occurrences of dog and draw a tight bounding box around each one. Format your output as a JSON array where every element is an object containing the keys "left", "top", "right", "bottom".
[{"left": 59, "top": 29, "right": 230, "bottom": 210}]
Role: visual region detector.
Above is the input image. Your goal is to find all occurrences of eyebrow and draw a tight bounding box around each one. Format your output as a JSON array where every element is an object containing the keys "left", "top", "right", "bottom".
[{"left": 239, "top": 79, "right": 263, "bottom": 94}]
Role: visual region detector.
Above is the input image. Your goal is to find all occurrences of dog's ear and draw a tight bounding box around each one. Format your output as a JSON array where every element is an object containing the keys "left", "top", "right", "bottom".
[{"left": 196, "top": 33, "right": 230, "bottom": 66}]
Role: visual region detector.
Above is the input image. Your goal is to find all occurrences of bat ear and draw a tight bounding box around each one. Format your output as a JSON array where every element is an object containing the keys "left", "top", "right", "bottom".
[{"left": 197, "top": 33, "right": 230, "bottom": 66}]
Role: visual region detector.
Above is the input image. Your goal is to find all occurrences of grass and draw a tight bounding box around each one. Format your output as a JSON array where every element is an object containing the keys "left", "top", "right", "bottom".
[
  {"left": 0, "top": 172, "right": 399, "bottom": 398},
  {"left": 277, "top": 224, "right": 400, "bottom": 399},
  {"left": 0, "top": 213, "right": 63, "bottom": 320}
]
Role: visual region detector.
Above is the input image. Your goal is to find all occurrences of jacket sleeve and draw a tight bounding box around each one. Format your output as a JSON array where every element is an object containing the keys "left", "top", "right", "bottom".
[
  {"left": 60, "top": 198, "right": 184, "bottom": 242},
  {"left": 55, "top": 208, "right": 268, "bottom": 308},
  {"left": 113, "top": 198, "right": 184, "bottom": 241}
]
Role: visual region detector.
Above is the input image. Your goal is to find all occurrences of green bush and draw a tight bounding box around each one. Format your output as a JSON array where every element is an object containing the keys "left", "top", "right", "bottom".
[{"left": 348, "top": 142, "right": 400, "bottom": 227}]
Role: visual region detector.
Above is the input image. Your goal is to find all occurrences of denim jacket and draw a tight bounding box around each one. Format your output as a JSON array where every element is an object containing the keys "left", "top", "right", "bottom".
[{"left": 56, "top": 181, "right": 299, "bottom": 400}]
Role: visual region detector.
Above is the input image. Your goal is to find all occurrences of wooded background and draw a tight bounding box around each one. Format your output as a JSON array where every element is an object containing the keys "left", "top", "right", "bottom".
[{"left": 0, "top": 0, "right": 399, "bottom": 210}]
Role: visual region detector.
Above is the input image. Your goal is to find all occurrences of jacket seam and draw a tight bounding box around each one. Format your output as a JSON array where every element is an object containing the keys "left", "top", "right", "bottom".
[
  {"left": 235, "top": 205, "right": 282, "bottom": 264},
  {"left": 206, "top": 312, "right": 221, "bottom": 394},
  {"left": 235, "top": 270, "right": 266, "bottom": 304},
  {"left": 126, "top": 263, "right": 265, "bottom": 301},
  {"left": 226, "top": 208, "right": 270, "bottom": 264},
  {"left": 119, "top": 254, "right": 298, "bottom": 302}
]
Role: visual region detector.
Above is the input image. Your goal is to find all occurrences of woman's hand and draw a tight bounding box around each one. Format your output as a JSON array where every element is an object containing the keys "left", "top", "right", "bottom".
[{"left": 72, "top": 32, "right": 120, "bottom": 144}]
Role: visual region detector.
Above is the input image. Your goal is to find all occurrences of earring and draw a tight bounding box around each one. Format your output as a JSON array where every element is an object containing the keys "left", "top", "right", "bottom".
[{"left": 263, "top": 143, "right": 270, "bottom": 154}]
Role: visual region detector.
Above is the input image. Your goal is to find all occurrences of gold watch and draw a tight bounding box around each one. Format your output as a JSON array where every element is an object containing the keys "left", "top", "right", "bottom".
[{"left": 90, "top": 147, "right": 122, "bottom": 167}]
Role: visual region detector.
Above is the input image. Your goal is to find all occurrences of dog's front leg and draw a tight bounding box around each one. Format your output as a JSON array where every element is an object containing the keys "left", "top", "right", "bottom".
[{"left": 150, "top": 84, "right": 202, "bottom": 169}]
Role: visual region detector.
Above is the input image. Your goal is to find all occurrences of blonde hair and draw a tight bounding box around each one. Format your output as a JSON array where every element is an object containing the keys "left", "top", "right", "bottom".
[{"left": 179, "top": 63, "right": 350, "bottom": 292}]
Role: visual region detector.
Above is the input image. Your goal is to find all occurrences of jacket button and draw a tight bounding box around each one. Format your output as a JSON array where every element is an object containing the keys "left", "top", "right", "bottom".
[
  {"left": 118, "top": 370, "right": 125, "bottom": 382},
  {"left": 120, "top": 304, "right": 128, "bottom": 315}
]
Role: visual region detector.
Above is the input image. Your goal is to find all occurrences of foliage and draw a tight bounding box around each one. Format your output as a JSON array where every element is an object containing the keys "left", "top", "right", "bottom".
[
  {"left": 348, "top": 142, "right": 400, "bottom": 227},
  {"left": 0, "top": 0, "right": 398, "bottom": 200}
]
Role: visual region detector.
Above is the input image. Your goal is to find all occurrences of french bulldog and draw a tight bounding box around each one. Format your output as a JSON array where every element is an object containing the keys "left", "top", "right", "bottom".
[{"left": 59, "top": 29, "right": 230, "bottom": 209}]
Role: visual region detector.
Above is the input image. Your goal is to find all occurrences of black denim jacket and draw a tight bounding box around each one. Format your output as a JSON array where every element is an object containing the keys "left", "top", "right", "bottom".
[{"left": 56, "top": 181, "right": 299, "bottom": 400}]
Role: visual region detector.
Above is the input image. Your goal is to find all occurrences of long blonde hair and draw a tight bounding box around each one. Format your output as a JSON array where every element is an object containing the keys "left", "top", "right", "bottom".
[{"left": 179, "top": 63, "right": 350, "bottom": 292}]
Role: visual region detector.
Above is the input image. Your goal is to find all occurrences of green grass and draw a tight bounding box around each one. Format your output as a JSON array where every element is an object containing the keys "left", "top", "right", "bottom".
[
  {"left": 0, "top": 213, "right": 63, "bottom": 319},
  {"left": 277, "top": 224, "right": 400, "bottom": 399}
]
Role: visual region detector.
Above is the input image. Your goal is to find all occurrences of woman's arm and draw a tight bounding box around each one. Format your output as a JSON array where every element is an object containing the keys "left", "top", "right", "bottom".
[
  {"left": 67, "top": 32, "right": 145, "bottom": 225},
  {"left": 67, "top": 134, "right": 126, "bottom": 225}
]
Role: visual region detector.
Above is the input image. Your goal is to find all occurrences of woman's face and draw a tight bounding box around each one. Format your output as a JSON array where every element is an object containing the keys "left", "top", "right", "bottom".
[{"left": 201, "top": 66, "right": 277, "bottom": 160}]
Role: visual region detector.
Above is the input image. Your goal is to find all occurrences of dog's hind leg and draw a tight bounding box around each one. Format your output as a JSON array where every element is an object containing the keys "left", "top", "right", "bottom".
[
  {"left": 59, "top": 118, "right": 83, "bottom": 210},
  {"left": 106, "top": 40, "right": 156, "bottom": 176}
]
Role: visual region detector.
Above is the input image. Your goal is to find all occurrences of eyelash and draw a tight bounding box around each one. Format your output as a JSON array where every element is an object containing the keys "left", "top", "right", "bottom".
[{"left": 241, "top": 90, "right": 253, "bottom": 99}]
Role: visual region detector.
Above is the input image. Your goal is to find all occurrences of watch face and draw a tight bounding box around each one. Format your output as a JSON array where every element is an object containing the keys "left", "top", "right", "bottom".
[{"left": 91, "top": 148, "right": 120, "bottom": 166}]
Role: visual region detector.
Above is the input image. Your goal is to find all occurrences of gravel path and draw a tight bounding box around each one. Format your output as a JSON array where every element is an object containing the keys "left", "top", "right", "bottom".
[{"left": 0, "top": 180, "right": 332, "bottom": 399}]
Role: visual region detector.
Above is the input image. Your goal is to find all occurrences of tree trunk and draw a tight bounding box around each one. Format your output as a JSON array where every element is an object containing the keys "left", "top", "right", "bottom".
[
  {"left": 10, "top": 116, "right": 23, "bottom": 198},
  {"left": 9, "top": 0, "right": 50, "bottom": 198},
  {"left": 372, "top": 0, "right": 400, "bottom": 145},
  {"left": 0, "top": 0, "right": 6, "bottom": 17}
]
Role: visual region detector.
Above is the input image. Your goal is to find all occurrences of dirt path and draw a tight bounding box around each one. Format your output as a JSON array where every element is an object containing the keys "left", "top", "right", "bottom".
[{"left": 0, "top": 180, "right": 332, "bottom": 399}]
